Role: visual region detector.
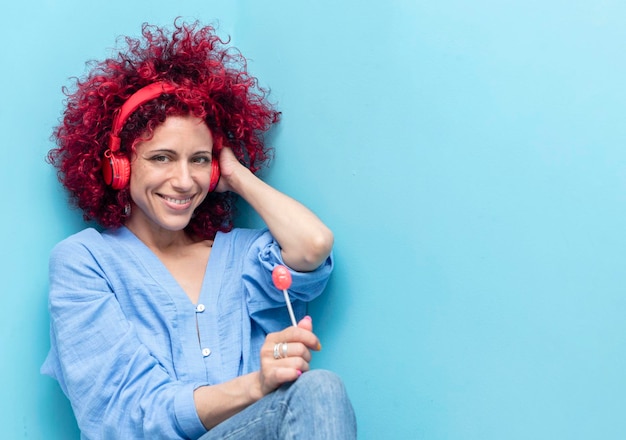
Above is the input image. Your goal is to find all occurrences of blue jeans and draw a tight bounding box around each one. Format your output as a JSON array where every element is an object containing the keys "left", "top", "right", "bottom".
[{"left": 199, "top": 370, "right": 357, "bottom": 439}]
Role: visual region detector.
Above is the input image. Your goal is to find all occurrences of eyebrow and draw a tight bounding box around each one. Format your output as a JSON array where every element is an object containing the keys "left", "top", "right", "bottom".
[{"left": 146, "top": 148, "right": 213, "bottom": 156}]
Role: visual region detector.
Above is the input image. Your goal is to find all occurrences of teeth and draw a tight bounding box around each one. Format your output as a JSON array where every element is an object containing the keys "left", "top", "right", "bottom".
[{"left": 163, "top": 196, "right": 191, "bottom": 205}]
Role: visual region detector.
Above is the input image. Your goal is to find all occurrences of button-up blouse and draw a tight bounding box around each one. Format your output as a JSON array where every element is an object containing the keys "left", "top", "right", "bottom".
[{"left": 41, "top": 226, "right": 333, "bottom": 439}]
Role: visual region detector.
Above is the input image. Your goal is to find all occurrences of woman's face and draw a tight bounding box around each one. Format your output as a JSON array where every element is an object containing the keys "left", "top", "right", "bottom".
[{"left": 125, "top": 114, "right": 216, "bottom": 236}]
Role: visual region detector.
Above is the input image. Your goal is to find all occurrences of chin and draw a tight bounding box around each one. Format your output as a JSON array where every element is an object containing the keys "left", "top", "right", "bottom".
[
  {"left": 156, "top": 216, "right": 193, "bottom": 232},
  {"left": 167, "top": 221, "right": 193, "bottom": 232}
]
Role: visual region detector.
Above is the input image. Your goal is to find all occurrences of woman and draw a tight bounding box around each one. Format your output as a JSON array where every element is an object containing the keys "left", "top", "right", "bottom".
[{"left": 42, "top": 20, "right": 356, "bottom": 439}]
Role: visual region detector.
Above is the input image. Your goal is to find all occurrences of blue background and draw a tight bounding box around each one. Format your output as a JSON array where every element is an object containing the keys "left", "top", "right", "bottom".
[{"left": 1, "top": 1, "right": 625, "bottom": 438}]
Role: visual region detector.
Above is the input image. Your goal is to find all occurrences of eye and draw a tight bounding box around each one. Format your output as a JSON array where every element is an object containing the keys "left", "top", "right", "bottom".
[
  {"left": 150, "top": 154, "right": 170, "bottom": 163},
  {"left": 192, "top": 155, "right": 211, "bottom": 165}
]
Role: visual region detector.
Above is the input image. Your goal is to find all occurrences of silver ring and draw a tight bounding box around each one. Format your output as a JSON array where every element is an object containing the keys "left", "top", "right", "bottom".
[
  {"left": 281, "top": 342, "right": 288, "bottom": 358},
  {"left": 273, "top": 343, "right": 282, "bottom": 359},
  {"left": 273, "top": 342, "right": 289, "bottom": 359}
]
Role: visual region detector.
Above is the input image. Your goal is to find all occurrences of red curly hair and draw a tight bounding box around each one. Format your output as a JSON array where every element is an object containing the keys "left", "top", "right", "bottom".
[{"left": 48, "top": 19, "right": 280, "bottom": 239}]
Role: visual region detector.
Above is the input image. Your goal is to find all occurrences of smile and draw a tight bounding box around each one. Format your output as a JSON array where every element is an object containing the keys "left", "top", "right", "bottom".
[{"left": 161, "top": 195, "right": 193, "bottom": 205}]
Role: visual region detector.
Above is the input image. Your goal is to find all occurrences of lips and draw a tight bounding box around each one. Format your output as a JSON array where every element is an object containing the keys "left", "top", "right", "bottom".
[
  {"left": 160, "top": 194, "right": 193, "bottom": 209},
  {"left": 162, "top": 195, "right": 192, "bottom": 205}
]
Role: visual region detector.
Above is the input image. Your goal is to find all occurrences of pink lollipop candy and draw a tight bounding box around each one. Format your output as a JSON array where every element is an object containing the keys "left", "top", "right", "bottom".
[
  {"left": 272, "top": 265, "right": 292, "bottom": 290},
  {"left": 272, "top": 265, "right": 297, "bottom": 327}
]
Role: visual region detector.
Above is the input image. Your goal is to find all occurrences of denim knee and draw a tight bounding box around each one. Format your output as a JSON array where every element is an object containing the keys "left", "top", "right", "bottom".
[
  {"left": 282, "top": 369, "right": 356, "bottom": 438},
  {"left": 295, "top": 370, "right": 347, "bottom": 399}
]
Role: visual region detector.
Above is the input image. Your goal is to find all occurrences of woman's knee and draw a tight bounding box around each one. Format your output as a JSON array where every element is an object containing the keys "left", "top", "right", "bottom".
[
  {"left": 297, "top": 370, "right": 346, "bottom": 396},
  {"left": 285, "top": 370, "right": 356, "bottom": 436},
  {"left": 290, "top": 369, "right": 353, "bottom": 410}
]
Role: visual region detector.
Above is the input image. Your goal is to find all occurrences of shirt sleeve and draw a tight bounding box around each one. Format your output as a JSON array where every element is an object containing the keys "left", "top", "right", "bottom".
[
  {"left": 240, "top": 229, "right": 334, "bottom": 332},
  {"left": 44, "top": 235, "right": 207, "bottom": 440}
]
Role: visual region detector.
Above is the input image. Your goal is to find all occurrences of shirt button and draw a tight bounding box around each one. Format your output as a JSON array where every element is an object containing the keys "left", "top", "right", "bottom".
[
  {"left": 196, "top": 304, "right": 206, "bottom": 312},
  {"left": 202, "top": 348, "right": 211, "bottom": 357}
]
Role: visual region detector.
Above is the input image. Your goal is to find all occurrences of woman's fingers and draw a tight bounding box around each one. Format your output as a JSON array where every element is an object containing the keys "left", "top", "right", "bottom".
[
  {"left": 270, "top": 367, "right": 300, "bottom": 384},
  {"left": 269, "top": 341, "right": 312, "bottom": 363},
  {"left": 258, "top": 322, "right": 322, "bottom": 393},
  {"left": 259, "top": 349, "right": 310, "bottom": 394},
  {"left": 261, "top": 338, "right": 315, "bottom": 364},
  {"left": 297, "top": 315, "right": 313, "bottom": 332},
  {"left": 214, "top": 147, "right": 250, "bottom": 193},
  {"left": 270, "top": 324, "right": 321, "bottom": 352}
]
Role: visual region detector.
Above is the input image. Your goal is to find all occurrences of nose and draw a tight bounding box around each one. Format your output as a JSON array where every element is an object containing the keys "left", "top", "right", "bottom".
[{"left": 171, "top": 161, "right": 194, "bottom": 190}]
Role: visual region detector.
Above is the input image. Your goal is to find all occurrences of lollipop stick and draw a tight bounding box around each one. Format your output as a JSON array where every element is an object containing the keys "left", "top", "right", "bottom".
[{"left": 283, "top": 289, "right": 298, "bottom": 327}]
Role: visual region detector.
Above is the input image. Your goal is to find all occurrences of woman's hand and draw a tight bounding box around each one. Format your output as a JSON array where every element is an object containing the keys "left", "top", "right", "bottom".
[
  {"left": 193, "top": 316, "right": 322, "bottom": 429},
  {"left": 257, "top": 316, "right": 322, "bottom": 396},
  {"left": 214, "top": 147, "right": 250, "bottom": 193}
]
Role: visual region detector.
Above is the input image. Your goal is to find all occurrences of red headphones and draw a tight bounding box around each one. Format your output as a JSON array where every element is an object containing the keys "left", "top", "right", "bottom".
[{"left": 102, "top": 81, "right": 221, "bottom": 191}]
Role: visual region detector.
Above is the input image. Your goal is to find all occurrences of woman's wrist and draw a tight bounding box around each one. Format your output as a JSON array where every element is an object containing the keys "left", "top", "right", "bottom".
[{"left": 248, "top": 371, "right": 266, "bottom": 402}]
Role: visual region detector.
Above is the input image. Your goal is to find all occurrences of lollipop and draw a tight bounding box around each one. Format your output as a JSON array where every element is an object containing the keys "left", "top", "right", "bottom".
[{"left": 272, "top": 265, "right": 297, "bottom": 327}]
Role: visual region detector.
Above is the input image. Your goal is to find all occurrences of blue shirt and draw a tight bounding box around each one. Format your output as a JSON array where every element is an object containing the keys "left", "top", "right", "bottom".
[{"left": 41, "top": 226, "right": 333, "bottom": 439}]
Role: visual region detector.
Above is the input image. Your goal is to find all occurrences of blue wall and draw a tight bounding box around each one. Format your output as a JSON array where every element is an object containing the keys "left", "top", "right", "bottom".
[{"left": 2, "top": 1, "right": 625, "bottom": 438}]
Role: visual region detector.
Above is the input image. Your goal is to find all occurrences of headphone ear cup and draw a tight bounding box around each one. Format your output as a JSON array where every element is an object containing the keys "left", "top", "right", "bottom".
[
  {"left": 208, "top": 159, "right": 220, "bottom": 192},
  {"left": 102, "top": 152, "right": 130, "bottom": 190}
]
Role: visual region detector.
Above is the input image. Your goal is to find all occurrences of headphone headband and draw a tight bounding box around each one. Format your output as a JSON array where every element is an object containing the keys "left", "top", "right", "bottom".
[{"left": 108, "top": 82, "right": 177, "bottom": 152}]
